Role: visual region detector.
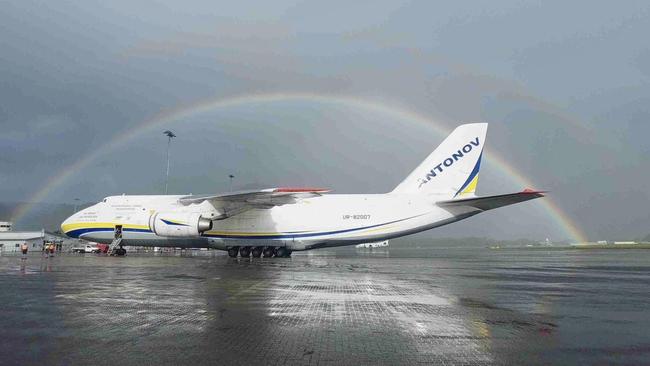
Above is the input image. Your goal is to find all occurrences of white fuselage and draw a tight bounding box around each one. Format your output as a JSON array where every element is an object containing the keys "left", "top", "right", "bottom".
[{"left": 61, "top": 193, "right": 479, "bottom": 251}]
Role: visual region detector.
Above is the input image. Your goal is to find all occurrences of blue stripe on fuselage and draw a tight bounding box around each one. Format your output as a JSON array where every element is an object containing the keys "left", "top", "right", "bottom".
[{"left": 64, "top": 214, "right": 427, "bottom": 240}]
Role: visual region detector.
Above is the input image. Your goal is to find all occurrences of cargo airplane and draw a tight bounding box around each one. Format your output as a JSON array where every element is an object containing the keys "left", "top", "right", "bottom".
[{"left": 61, "top": 123, "right": 544, "bottom": 257}]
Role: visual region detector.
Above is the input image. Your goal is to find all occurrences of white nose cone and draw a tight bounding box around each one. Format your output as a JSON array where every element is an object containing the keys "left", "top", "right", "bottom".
[{"left": 61, "top": 213, "right": 77, "bottom": 237}]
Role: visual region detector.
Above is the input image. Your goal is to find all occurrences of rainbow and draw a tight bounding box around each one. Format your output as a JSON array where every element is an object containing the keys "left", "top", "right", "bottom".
[{"left": 12, "top": 92, "right": 588, "bottom": 242}]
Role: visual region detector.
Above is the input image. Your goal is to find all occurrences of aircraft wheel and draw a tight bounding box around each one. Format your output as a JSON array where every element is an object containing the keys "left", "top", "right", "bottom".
[
  {"left": 262, "top": 247, "right": 274, "bottom": 258},
  {"left": 251, "top": 246, "right": 263, "bottom": 258},
  {"left": 227, "top": 247, "right": 239, "bottom": 258},
  {"left": 239, "top": 246, "right": 251, "bottom": 257},
  {"left": 275, "top": 247, "right": 288, "bottom": 258}
]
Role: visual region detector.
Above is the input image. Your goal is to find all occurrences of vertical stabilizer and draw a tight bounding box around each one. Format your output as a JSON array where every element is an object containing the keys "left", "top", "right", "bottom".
[{"left": 392, "top": 123, "right": 487, "bottom": 197}]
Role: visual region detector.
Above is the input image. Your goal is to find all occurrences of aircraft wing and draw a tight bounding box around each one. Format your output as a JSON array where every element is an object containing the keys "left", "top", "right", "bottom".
[
  {"left": 178, "top": 187, "right": 329, "bottom": 219},
  {"left": 436, "top": 189, "right": 545, "bottom": 211}
]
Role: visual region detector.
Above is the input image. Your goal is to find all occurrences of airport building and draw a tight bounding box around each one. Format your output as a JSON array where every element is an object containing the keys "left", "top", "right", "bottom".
[{"left": 0, "top": 221, "right": 68, "bottom": 253}]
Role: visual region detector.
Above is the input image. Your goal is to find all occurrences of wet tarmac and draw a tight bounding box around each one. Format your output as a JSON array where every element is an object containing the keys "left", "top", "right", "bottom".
[{"left": 1, "top": 247, "right": 649, "bottom": 365}]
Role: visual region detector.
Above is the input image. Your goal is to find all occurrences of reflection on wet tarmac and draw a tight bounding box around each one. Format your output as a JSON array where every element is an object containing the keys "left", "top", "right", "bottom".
[{"left": 1, "top": 248, "right": 649, "bottom": 365}]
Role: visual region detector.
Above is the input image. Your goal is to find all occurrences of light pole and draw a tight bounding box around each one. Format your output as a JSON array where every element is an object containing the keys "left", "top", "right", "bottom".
[
  {"left": 163, "top": 130, "right": 176, "bottom": 194},
  {"left": 229, "top": 174, "right": 234, "bottom": 192},
  {"left": 73, "top": 198, "right": 80, "bottom": 213}
]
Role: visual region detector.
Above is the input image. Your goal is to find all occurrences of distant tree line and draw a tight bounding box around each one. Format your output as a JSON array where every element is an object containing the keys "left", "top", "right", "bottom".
[{"left": 389, "top": 236, "right": 563, "bottom": 248}]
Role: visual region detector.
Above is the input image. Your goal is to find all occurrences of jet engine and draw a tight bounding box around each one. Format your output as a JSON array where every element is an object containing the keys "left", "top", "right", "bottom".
[{"left": 149, "top": 212, "right": 213, "bottom": 237}]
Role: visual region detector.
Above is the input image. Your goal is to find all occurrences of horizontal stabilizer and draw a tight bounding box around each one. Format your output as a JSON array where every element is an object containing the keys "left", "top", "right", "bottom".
[{"left": 436, "top": 189, "right": 545, "bottom": 211}]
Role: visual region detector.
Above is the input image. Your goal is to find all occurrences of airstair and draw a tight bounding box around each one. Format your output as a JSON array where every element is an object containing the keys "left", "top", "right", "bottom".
[
  {"left": 107, "top": 225, "right": 124, "bottom": 255},
  {"left": 107, "top": 237, "right": 123, "bottom": 255}
]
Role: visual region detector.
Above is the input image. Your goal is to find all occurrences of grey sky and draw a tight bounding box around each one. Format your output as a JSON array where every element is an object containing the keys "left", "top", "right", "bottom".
[{"left": 1, "top": 0, "right": 649, "bottom": 241}]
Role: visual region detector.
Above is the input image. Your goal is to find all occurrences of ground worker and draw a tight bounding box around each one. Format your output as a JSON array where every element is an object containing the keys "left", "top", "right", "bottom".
[{"left": 20, "top": 242, "right": 28, "bottom": 260}]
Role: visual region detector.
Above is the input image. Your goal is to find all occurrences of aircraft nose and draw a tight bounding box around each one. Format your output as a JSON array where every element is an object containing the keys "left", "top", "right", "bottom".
[{"left": 61, "top": 213, "right": 78, "bottom": 238}]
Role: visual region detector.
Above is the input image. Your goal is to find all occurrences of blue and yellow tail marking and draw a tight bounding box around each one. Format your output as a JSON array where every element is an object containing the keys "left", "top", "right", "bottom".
[{"left": 455, "top": 151, "right": 482, "bottom": 197}]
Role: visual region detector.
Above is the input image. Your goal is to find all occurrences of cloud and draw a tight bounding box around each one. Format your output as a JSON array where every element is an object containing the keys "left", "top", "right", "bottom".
[
  {"left": 2, "top": 0, "right": 650, "bottom": 240},
  {"left": 120, "top": 19, "right": 294, "bottom": 58}
]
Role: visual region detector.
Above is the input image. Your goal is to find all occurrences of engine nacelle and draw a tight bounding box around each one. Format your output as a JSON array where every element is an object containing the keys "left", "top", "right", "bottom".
[{"left": 149, "top": 212, "right": 213, "bottom": 237}]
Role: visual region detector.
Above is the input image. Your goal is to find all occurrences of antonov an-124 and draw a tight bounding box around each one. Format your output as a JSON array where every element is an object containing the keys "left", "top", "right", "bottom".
[{"left": 61, "top": 123, "right": 544, "bottom": 257}]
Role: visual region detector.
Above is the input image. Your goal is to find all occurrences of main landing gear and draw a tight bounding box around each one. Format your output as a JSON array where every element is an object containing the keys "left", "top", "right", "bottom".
[
  {"left": 251, "top": 246, "right": 263, "bottom": 258},
  {"left": 239, "top": 246, "right": 251, "bottom": 257},
  {"left": 262, "top": 247, "right": 274, "bottom": 258},
  {"left": 275, "top": 247, "right": 289, "bottom": 258},
  {"left": 227, "top": 247, "right": 239, "bottom": 258},
  {"left": 227, "top": 246, "right": 291, "bottom": 258}
]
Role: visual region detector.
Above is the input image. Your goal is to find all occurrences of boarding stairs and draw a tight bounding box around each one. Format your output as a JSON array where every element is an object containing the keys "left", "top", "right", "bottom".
[{"left": 107, "top": 237, "right": 122, "bottom": 255}]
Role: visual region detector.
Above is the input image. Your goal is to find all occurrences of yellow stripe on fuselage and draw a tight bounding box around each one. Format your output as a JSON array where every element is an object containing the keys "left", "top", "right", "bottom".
[{"left": 61, "top": 222, "right": 149, "bottom": 233}]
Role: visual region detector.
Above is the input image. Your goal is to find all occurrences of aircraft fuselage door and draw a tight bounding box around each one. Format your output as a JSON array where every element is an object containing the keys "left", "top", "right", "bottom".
[{"left": 114, "top": 225, "right": 123, "bottom": 239}]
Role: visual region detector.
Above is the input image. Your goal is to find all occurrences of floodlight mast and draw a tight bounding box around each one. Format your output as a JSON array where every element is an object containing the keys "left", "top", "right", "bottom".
[{"left": 163, "top": 130, "right": 176, "bottom": 194}]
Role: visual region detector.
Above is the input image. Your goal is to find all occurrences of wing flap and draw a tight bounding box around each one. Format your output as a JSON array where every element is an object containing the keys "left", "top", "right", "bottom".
[{"left": 436, "top": 189, "right": 545, "bottom": 211}]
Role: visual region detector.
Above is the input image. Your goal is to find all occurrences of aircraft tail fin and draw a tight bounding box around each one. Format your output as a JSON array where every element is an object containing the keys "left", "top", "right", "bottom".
[{"left": 392, "top": 123, "right": 487, "bottom": 197}]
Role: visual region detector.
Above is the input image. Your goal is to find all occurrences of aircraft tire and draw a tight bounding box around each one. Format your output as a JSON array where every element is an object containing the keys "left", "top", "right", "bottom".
[
  {"left": 275, "top": 247, "right": 287, "bottom": 258},
  {"left": 227, "top": 247, "right": 239, "bottom": 258},
  {"left": 251, "top": 246, "right": 263, "bottom": 258},
  {"left": 239, "top": 246, "right": 251, "bottom": 257},
  {"left": 262, "top": 247, "right": 274, "bottom": 258}
]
